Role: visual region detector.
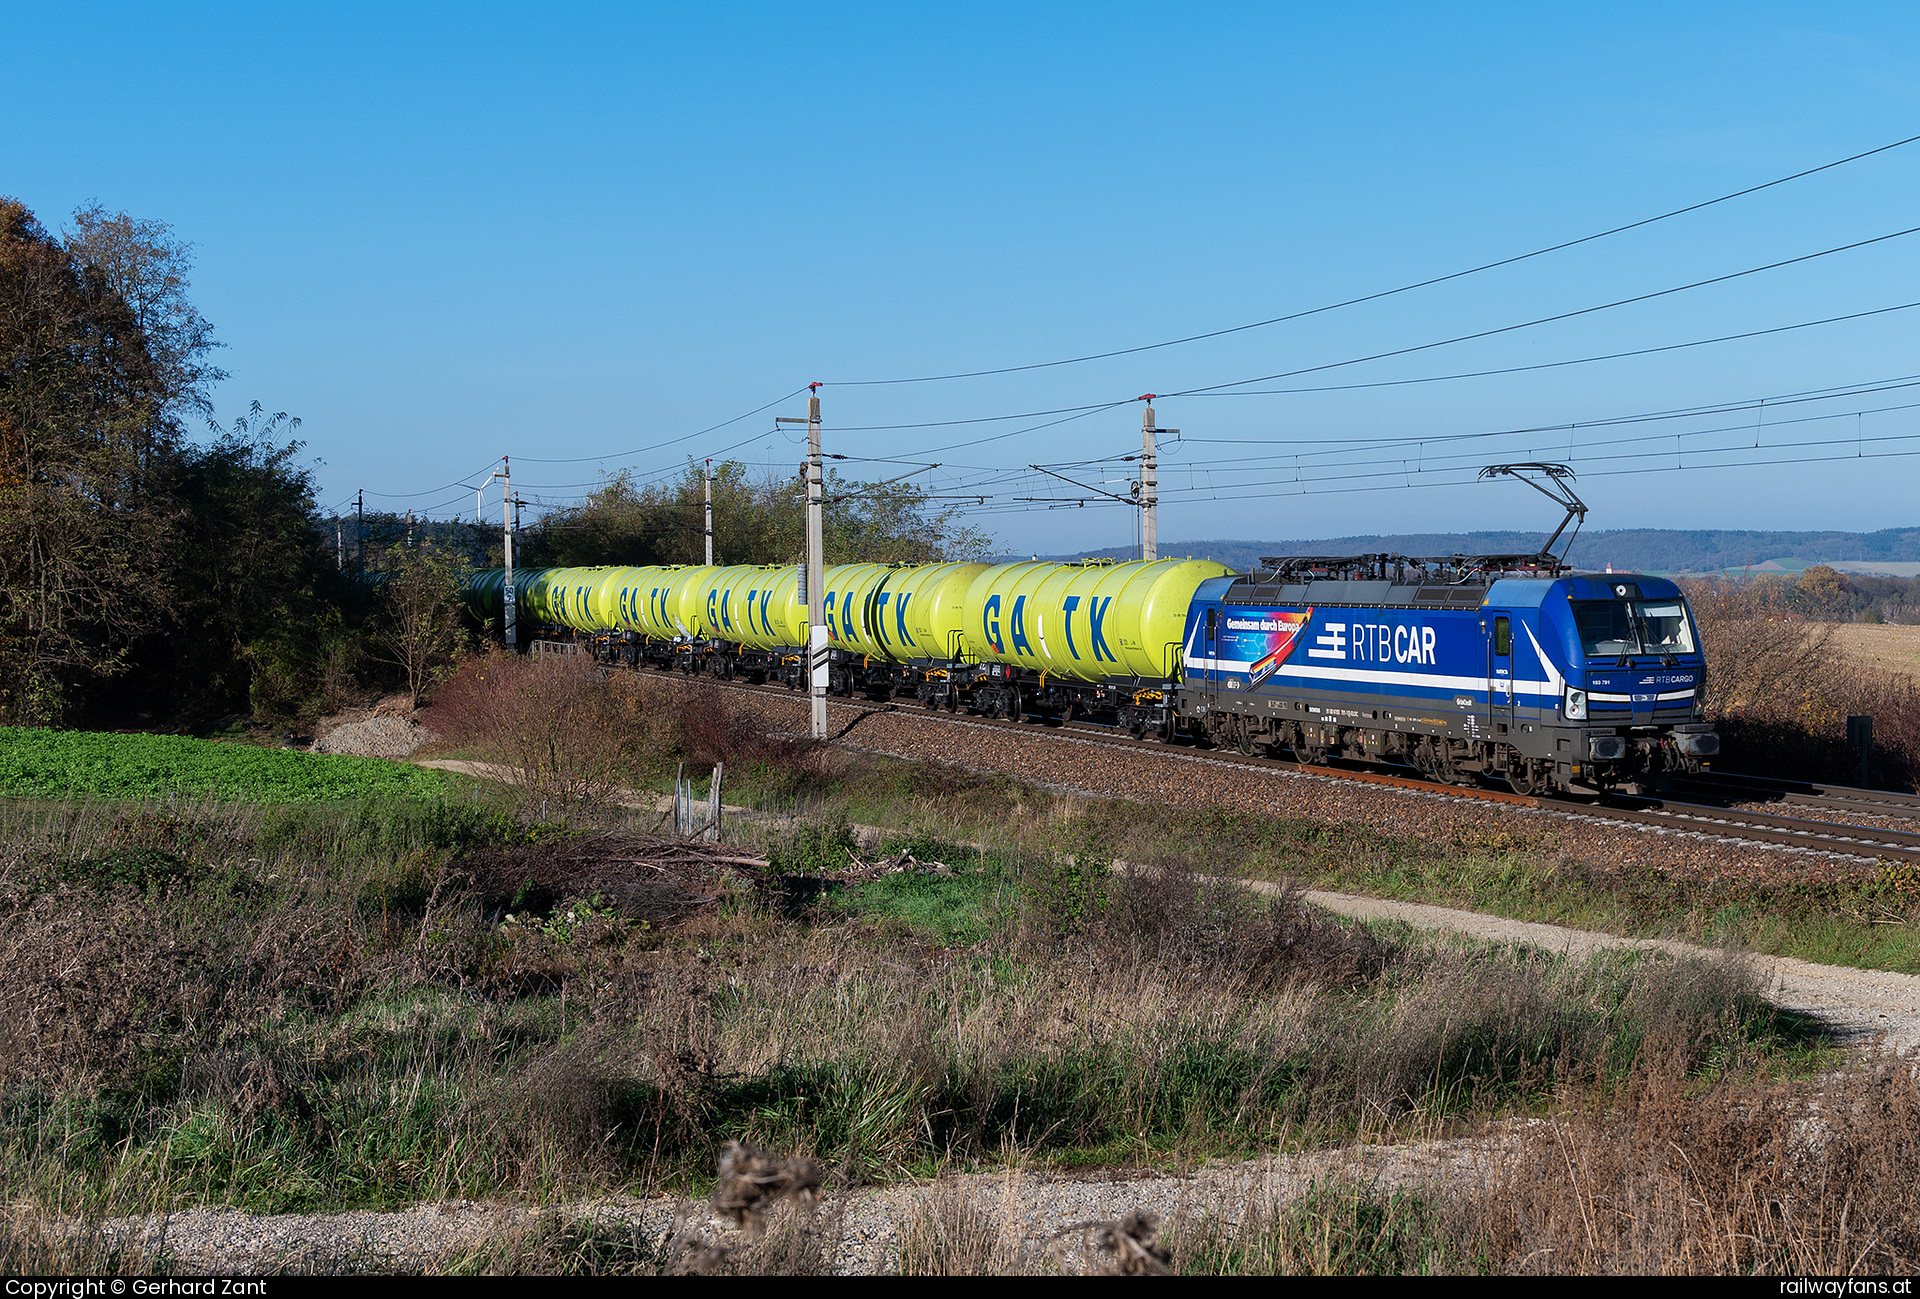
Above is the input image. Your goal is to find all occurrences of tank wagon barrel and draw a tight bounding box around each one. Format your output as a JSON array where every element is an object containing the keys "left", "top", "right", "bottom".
[{"left": 464, "top": 556, "right": 1230, "bottom": 731}]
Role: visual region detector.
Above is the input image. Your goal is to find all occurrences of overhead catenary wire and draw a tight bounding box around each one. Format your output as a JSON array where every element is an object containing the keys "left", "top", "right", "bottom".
[
  {"left": 387, "top": 363, "right": 1920, "bottom": 523},
  {"left": 1148, "top": 439, "right": 1920, "bottom": 507},
  {"left": 368, "top": 240, "right": 1920, "bottom": 523},
  {"left": 505, "top": 387, "right": 811, "bottom": 465},
  {"left": 1167, "top": 371, "right": 1920, "bottom": 460},
  {"left": 1147, "top": 401, "right": 1920, "bottom": 499},
  {"left": 796, "top": 237, "right": 1920, "bottom": 451},
  {"left": 826, "top": 132, "right": 1920, "bottom": 387},
  {"left": 1170, "top": 298, "right": 1920, "bottom": 400},
  {"left": 1157, "top": 223, "right": 1920, "bottom": 400},
  {"left": 346, "top": 212, "right": 1920, "bottom": 522},
  {"left": 358, "top": 455, "right": 506, "bottom": 500}
]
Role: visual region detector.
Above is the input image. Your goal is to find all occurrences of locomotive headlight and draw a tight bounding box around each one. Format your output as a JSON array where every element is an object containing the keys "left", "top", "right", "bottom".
[{"left": 1564, "top": 688, "right": 1587, "bottom": 720}]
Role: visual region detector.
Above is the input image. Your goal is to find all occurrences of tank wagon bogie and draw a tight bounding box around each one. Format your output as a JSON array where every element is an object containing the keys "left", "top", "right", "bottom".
[{"left": 462, "top": 551, "right": 1718, "bottom": 797}]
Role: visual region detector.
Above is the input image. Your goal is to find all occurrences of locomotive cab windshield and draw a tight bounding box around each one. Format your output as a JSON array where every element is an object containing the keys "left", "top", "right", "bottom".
[{"left": 1570, "top": 597, "right": 1697, "bottom": 659}]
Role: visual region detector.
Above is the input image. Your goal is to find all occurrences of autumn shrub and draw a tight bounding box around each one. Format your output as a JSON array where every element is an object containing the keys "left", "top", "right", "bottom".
[
  {"left": 426, "top": 649, "right": 655, "bottom": 806},
  {"left": 1683, "top": 578, "right": 1920, "bottom": 788},
  {"left": 428, "top": 655, "right": 818, "bottom": 808}
]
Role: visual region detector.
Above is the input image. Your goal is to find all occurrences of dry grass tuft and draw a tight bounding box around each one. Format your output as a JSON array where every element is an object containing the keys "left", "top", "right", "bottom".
[
  {"left": 897, "top": 1178, "right": 1025, "bottom": 1275},
  {"left": 711, "top": 1140, "right": 824, "bottom": 1234},
  {"left": 1090, "top": 1210, "right": 1173, "bottom": 1275},
  {"left": 1462, "top": 1054, "right": 1920, "bottom": 1274}
]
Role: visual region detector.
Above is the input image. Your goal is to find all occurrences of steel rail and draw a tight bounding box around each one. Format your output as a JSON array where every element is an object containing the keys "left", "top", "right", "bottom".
[{"left": 1673, "top": 771, "right": 1920, "bottom": 823}]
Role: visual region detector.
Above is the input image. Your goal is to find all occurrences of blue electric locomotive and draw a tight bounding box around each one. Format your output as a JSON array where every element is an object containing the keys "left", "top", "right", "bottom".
[{"left": 1177, "top": 552, "right": 1719, "bottom": 794}]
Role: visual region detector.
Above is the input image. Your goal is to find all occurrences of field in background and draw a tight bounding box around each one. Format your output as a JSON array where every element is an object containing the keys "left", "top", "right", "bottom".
[{"left": 1833, "top": 622, "right": 1920, "bottom": 675}]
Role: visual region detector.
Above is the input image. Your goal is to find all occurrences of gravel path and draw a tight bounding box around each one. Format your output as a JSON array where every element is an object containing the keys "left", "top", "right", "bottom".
[
  {"left": 101, "top": 1134, "right": 1518, "bottom": 1274},
  {"left": 1290, "top": 889, "right": 1920, "bottom": 1052}
]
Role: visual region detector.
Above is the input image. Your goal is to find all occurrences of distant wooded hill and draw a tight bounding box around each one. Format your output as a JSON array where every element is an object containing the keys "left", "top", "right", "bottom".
[{"left": 1038, "top": 528, "right": 1920, "bottom": 575}]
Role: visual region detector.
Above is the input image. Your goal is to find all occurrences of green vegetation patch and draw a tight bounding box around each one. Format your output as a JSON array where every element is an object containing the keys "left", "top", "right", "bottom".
[
  {"left": 0, "top": 728, "right": 453, "bottom": 803},
  {"left": 829, "top": 864, "right": 1005, "bottom": 946}
]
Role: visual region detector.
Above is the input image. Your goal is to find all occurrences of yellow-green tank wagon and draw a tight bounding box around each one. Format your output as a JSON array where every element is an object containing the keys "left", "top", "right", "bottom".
[{"left": 961, "top": 558, "right": 1231, "bottom": 684}]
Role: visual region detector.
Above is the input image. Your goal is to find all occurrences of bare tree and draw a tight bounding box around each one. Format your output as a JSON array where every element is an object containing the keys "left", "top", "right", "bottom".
[{"left": 64, "top": 202, "right": 226, "bottom": 421}]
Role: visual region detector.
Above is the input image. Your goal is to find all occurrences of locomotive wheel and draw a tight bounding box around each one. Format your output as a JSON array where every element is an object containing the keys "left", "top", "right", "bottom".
[{"left": 1060, "top": 700, "right": 1076, "bottom": 724}]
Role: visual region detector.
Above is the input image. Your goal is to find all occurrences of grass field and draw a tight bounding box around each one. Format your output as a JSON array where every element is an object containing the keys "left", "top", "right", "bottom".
[
  {"left": 7, "top": 669, "right": 1914, "bottom": 1275},
  {"left": 0, "top": 789, "right": 1821, "bottom": 1212},
  {"left": 0, "top": 728, "right": 455, "bottom": 802}
]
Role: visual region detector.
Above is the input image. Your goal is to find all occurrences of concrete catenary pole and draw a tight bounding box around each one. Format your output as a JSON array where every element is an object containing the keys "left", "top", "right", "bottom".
[
  {"left": 501, "top": 456, "right": 517, "bottom": 650},
  {"left": 777, "top": 388, "right": 830, "bottom": 739},
  {"left": 355, "top": 489, "right": 364, "bottom": 572},
  {"left": 704, "top": 458, "right": 714, "bottom": 565},
  {"left": 806, "top": 388, "right": 827, "bottom": 739}
]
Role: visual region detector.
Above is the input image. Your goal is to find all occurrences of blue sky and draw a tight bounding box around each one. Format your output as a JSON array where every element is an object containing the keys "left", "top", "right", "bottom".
[{"left": 6, "top": 2, "right": 1920, "bottom": 553}]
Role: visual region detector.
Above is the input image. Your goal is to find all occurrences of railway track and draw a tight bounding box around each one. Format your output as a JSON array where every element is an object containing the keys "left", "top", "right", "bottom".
[
  {"left": 1673, "top": 770, "right": 1920, "bottom": 825},
  {"left": 663, "top": 669, "right": 1920, "bottom": 866}
]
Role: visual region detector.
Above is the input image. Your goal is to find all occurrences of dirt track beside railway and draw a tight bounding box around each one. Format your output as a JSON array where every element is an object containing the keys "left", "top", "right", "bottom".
[{"left": 420, "top": 733, "right": 1920, "bottom": 1055}]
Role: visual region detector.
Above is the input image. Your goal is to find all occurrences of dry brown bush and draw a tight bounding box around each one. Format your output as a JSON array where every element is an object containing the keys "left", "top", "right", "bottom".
[
  {"left": 1097, "top": 860, "right": 1391, "bottom": 990},
  {"left": 426, "top": 649, "right": 653, "bottom": 806},
  {"left": 427, "top": 655, "right": 819, "bottom": 808},
  {"left": 1463, "top": 1055, "right": 1920, "bottom": 1274},
  {"left": 0, "top": 890, "right": 215, "bottom": 1092},
  {"left": 1684, "top": 578, "right": 1920, "bottom": 787}
]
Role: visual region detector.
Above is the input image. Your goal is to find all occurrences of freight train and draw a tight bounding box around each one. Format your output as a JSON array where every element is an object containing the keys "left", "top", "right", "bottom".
[{"left": 465, "top": 549, "right": 1719, "bottom": 797}]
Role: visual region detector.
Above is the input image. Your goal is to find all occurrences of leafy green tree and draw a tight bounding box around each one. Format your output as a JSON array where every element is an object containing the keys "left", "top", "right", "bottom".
[
  {"left": 527, "top": 459, "right": 989, "bottom": 567},
  {"left": 370, "top": 539, "right": 471, "bottom": 708},
  {"left": 0, "top": 197, "right": 179, "bottom": 722},
  {"left": 158, "top": 403, "right": 341, "bottom": 720}
]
